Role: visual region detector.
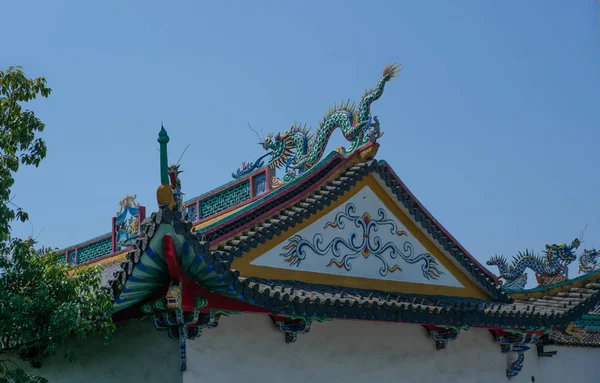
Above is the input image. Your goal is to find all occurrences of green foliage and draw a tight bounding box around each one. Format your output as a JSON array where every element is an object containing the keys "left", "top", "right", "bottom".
[
  {"left": 0, "top": 239, "right": 116, "bottom": 365},
  {"left": 0, "top": 66, "right": 116, "bottom": 377},
  {"left": 0, "top": 66, "right": 51, "bottom": 251},
  {"left": 0, "top": 360, "right": 47, "bottom": 383}
]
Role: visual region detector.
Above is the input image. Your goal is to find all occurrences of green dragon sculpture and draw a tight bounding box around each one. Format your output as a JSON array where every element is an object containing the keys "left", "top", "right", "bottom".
[
  {"left": 261, "top": 63, "right": 401, "bottom": 181},
  {"left": 486, "top": 239, "right": 580, "bottom": 290}
]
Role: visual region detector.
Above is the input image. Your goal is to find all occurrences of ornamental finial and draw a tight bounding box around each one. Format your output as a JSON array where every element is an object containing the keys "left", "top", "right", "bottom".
[{"left": 156, "top": 123, "right": 175, "bottom": 209}]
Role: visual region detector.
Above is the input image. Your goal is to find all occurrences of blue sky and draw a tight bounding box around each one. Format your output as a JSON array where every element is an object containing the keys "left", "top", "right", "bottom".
[{"left": 2, "top": 1, "right": 600, "bottom": 286}]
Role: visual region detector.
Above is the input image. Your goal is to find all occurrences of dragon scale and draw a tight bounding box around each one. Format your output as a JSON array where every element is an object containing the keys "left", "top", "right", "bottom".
[
  {"left": 579, "top": 249, "right": 600, "bottom": 274},
  {"left": 486, "top": 239, "right": 580, "bottom": 288},
  {"left": 491, "top": 255, "right": 560, "bottom": 281}
]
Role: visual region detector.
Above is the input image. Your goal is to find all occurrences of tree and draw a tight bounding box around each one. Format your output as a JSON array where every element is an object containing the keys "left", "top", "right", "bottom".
[
  {"left": 0, "top": 66, "right": 115, "bottom": 380},
  {"left": 0, "top": 66, "right": 50, "bottom": 249}
]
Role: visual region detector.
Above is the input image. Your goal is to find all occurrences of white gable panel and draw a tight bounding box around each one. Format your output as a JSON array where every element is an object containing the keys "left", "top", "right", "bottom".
[{"left": 251, "top": 186, "right": 464, "bottom": 288}]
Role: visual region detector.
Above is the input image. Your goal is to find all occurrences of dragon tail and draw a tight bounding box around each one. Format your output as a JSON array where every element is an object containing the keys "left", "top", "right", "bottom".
[
  {"left": 358, "top": 62, "right": 402, "bottom": 122},
  {"left": 383, "top": 62, "right": 402, "bottom": 81}
]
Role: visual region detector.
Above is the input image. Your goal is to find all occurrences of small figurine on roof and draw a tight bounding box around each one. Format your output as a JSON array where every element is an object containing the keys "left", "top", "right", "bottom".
[{"left": 166, "top": 283, "right": 182, "bottom": 310}]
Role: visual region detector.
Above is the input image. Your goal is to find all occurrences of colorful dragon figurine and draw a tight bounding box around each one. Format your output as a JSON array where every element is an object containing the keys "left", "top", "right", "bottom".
[
  {"left": 168, "top": 164, "right": 184, "bottom": 212},
  {"left": 579, "top": 248, "right": 600, "bottom": 274},
  {"left": 260, "top": 63, "right": 401, "bottom": 181},
  {"left": 486, "top": 239, "right": 580, "bottom": 290}
]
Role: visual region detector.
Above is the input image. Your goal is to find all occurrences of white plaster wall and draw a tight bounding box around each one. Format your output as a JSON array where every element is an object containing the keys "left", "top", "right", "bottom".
[
  {"left": 186, "top": 313, "right": 600, "bottom": 383},
  {"left": 8, "top": 314, "right": 599, "bottom": 383},
  {"left": 11, "top": 320, "right": 181, "bottom": 383},
  {"left": 251, "top": 186, "right": 462, "bottom": 287}
]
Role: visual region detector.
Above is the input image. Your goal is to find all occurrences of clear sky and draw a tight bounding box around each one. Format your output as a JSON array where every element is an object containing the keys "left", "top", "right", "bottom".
[{"left": 2, "top": 1, "right": 599, "bottom": 286}]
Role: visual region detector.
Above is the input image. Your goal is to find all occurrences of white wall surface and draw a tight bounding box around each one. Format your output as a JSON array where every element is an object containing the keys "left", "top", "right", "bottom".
[
  {"left": 251, "top": 186, "right": 463, "bottom": 287},
  {"left": 9, "top": 313, "right": 600, "bottom": 383},
  {"left": 12, "top": 320, "right": 181, "bottom": 383},
  {"left": 187, "top": 313, "right": 600, "bottom": 383}
]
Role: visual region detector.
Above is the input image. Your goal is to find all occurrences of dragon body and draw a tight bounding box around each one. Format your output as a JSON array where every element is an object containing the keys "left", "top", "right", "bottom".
[
  {"left": 486, "top": 239, "right": 580, "bottom": 289},
  {"left": 261, "top": 63, "right": 400, "bottom": 179},
  {"left": 579, "top": 248, "right": 600, "bottom": 274}
]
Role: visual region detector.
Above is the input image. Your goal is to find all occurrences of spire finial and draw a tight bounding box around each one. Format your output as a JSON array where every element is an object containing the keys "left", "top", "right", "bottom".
[
  {"left": 158, "top": 124, "right": 170, "bottom": 184},
  {"left": 156, "top": 123, "right": 175, "bottom": 209}
]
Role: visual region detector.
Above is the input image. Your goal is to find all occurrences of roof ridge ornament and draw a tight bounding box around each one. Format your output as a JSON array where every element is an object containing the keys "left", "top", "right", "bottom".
[
  {"left": 116, "top": 194, "right": 140, "bottom": 216},
  {"left": 156, "top": 124, "right": 175, "bottom": 210},
  {"left": 253, "top": 63, "right": 401, "bottom": 183},
  {"left": 486, "top": 238, "right": 582, "bottom": 290}
]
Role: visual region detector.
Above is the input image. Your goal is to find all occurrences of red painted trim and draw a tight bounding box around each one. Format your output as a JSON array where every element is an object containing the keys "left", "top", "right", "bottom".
[
  {"left": 163, "top": 235, "right": 181, "bottom": 280},
  {"left": 184, "top": 169, "right": 269, "bottom": 225},
  {"left": 185, "top": 282, "right": 271, "bottom": 314},
  {"left": 138, "top": 206, "right": 146, "bottom": 231},
  {"left": 379, "top": 162, "right": 498, "bottom": 282},
  {"left": 249, "top": 174, "right": 255, "bottom": 197},
  {"left": 66, "top": 234, "right": 112, "bottom": 252},
  {"left": 190, "top": 193, "right": 265, "bottom": 227},
  {"left": 184, "top": 169, "right": 266, "bottom": 207},
  {"left": 205, "top": 153, "right": 348, "bottom": 245},
  {"left": 489, "top": 329, "right": 544, "bottom": 338},
  {"left": 267, "top": 166, "right": 276, "bottom": 193}
]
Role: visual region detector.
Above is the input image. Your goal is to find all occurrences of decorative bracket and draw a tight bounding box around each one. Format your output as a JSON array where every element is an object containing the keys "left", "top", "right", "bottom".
[
  {"left": 424, "top": 325, "right": 468, "bottom": 350},
  {"left": 142, "top": 296, "right": 242, "bottom": 371},
  {"left": 536, "top": 334, "right": 557, "bottom": 358},
  {"left": 271, "top": 315, "right": 331, "bottom": 344},
  {"left": 492, "top": 330, "right": 540, "bottom": 379}
]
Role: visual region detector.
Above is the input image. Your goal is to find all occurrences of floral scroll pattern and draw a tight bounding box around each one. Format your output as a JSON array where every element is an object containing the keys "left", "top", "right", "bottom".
[{"left": 280, "top": 203, "right": 443, "bottom": 280}]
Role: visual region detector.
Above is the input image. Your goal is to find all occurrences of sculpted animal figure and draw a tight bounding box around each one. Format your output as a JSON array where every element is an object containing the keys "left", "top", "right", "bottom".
[
  {"left": 168, "top": 164, "right": 184, "bottom": 212},
  {"left": 579, "top": 248, "right": 600, "bottom": 274},
  {"left": 261, "top": 63, "right": 401, "bottom": 180},
  {"left": 486, "top": 239, "right": 580, "bottom": 289}
]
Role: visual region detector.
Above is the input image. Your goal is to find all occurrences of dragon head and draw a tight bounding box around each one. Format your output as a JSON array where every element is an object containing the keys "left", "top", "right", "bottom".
[
  {"left": 261, "top": 131, "right": 294, "bottom": 169},
  {"left": 168, "top": 164, "right": 182, "bottom": 190},
  {"left": 545, "top": 238, "right": 579, "bottom": 265},
  {"left": 579, "top": 248, "right": 600, "bottom": 274}
]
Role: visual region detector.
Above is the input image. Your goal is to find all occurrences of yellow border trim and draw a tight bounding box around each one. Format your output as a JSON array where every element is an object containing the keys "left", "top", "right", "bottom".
[{"left": 230, "top": 175, "right": 491, "bottom": 300}]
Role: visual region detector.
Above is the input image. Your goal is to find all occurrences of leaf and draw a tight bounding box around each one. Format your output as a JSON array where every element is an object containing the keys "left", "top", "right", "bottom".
[{"left": 0, "top": 67, "right": 115, "bottom": 381}]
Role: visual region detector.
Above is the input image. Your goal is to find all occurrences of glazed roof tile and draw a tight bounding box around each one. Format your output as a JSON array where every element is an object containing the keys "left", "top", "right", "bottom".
[
  {"left": 232, "top": 276, "right": 599, "bottom": 329},
  {"left": 97, "top": 203, "right": 600, "bottom": 337},
  {"left": 92, "top": 149, "right": 600, "bottom": 340},
  {"left": 198, "top": 155, "right": 507, "bottom": 301},
  {"left": 550, "top": 331, "right": 600, "bottom": 347}
]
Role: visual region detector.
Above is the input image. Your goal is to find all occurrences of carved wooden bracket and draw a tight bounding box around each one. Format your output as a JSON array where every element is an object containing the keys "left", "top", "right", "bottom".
[
  {"left": 491, "top": 330, "right": 541, "bottom": 379},
  {"left": 423, "top": 325, "right": 465, "bottom": 350}
]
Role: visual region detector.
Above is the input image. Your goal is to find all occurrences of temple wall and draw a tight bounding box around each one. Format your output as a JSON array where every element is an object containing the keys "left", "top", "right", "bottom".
[
  {"left": 10, "top": 320, "right": 181, "bottom": 383},
  {"left": 187, "top": 313, "right": 600, "bottom": 383},
  {"left": 9, "top": 314, "right": 600, "bottom": 382}
]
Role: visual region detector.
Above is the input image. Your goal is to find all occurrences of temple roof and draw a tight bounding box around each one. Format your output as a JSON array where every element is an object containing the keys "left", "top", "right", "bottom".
[
  {"left": 194, "top": 149, "right": 506, "bottom": 301},
  {"left": 91, "top": 143, "right": 600, "bottom": 335},
  {"left": 39, "top": 59, "right": 600, "bottom": 352}
]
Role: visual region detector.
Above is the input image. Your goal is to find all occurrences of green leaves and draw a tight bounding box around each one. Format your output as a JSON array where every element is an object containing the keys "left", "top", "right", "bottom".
[
  {"left": 0, "top": 66, "right": 116, "bottom": 379},
  {"left": 0, "top": 239, "right": 116, "bottom": 366},
  {"left": 0, "top": 66, "right": 51, "bottom": 249},
  {"left": 0, "top": 360, "right": 48, "bottom": 383}
]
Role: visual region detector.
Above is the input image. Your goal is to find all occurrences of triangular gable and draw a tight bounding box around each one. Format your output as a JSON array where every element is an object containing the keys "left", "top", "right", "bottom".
[{"left": 230, "top": 173, "right": 492, "bottom": 300}]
